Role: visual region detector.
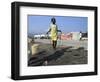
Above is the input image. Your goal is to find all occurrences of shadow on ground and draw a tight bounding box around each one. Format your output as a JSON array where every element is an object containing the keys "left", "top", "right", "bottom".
[{"left": 28, "top": 44, "right": 87, "bottom": 66}]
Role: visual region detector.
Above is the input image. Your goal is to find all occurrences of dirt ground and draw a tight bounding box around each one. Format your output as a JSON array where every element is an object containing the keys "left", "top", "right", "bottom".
[{"left": 28, "top": 39, "right": 87, "bottom": 66}]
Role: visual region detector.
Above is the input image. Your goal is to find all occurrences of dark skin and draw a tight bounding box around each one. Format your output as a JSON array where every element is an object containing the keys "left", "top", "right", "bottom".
[
  {"left": 47, "top": 25, "right": 62, "bottom": 50},
  {"left": 52, "top": 40, "right": 57, "bottom": 49}
]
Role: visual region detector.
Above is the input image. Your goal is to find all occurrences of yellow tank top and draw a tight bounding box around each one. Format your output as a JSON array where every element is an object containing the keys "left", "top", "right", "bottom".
[{"left": 50, "top": 24, "right": 58, "bottom": 40}]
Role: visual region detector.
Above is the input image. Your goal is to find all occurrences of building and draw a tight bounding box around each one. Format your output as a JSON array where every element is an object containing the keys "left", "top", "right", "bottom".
[
  {"left": 60, "top": 33, "right": 72, "bottom": 40},
  {"left": 60, "top": 32, "right": 82, "bottom": 40}
]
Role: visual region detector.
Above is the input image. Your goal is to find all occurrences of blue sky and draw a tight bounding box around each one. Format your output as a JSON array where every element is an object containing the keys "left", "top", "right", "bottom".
[{"left": 28, "top": 15, "right": 88, "bottom": 34}]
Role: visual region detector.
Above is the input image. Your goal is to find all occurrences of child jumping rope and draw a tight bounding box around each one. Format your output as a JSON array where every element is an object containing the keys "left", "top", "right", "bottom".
[{"left": 46, "top": 17, "right": 62, "bottom": 50}]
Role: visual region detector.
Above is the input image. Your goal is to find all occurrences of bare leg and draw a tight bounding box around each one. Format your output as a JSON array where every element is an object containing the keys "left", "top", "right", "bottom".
[
  {"left": 54, "top": 41, "right": 57, "bottom": 50},
  {"left": 52, "top": 40, "right": 55, "bottom": 49}
]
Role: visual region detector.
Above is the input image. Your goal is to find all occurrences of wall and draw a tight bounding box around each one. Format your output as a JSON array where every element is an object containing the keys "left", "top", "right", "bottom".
[{"left": 0, "top": 0, "right": 99, "bottom": 82}]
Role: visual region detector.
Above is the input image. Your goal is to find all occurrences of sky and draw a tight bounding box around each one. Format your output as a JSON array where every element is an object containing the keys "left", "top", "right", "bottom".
[{"left": 28, "top": 15, "right": 88, "bottom": 35}]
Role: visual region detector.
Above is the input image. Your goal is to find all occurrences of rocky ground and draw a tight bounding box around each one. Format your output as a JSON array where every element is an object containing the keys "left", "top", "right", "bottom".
[{"left": 28, "top": 39, "right": 87, "bottom": 66}]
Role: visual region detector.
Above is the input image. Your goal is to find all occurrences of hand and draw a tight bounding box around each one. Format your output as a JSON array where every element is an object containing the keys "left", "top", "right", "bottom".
[{"left": 46, "top": 32, "right": 48, "bottom": 34}]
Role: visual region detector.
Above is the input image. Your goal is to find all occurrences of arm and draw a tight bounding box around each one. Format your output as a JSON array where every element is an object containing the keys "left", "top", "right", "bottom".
[
  {"left": 57, "top": 30, "right": 62, "bottom": 33},
  {"left": 56, "top": 25, "right": 62, "bottom": 33},
  {"left": 46, "top": 28, "right": 51, "bottom": 34}
]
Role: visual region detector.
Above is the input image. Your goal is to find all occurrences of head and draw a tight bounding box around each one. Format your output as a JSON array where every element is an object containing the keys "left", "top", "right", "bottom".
[{"left": 51, "top": 17, "right": 56, "bottom": 24}]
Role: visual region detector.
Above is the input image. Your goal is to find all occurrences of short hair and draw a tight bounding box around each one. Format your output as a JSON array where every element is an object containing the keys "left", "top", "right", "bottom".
[{"left": 51, "top": 17, "right": 56, "bottom": 24}]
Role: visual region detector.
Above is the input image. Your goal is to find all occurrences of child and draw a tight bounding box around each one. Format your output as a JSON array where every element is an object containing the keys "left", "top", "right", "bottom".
[{"left": 47, "top": 17, "right": 61, "bottom": 50}]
